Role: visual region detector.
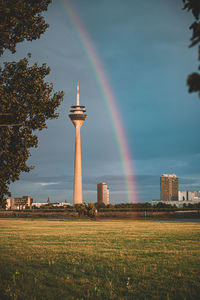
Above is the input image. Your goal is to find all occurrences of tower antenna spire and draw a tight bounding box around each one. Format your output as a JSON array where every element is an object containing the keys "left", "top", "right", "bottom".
[{"left": 77, "top": 81, "right": 80, "bottom": 105}]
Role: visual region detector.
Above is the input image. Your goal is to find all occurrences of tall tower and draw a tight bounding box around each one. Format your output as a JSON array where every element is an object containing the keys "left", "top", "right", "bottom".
[{"left": 69, "top": 82, "right": 87, "bottom": 205}]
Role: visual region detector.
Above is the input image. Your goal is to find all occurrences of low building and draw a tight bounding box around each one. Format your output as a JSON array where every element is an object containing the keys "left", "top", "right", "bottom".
[
  {"left": 51, "top": 202, "right": 72, "bottom": 207},
  {"left": 6, "top": 196, "right": 33, "bottom": 210},
  {"left": 32, "top": 202, "right": 46, "bottom": 208}
]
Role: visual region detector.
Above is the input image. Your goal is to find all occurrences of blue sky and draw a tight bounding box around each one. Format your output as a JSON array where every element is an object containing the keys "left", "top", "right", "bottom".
[{"left": 3, "top": 0, "right": 200, "bottom": 203}]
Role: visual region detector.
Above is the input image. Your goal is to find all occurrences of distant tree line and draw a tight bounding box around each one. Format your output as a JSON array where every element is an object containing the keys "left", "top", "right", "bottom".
[
  {"left": 30, "top": 201, "right": 200, "bottom": 213},
  {"left": 183, "top": 0, "right": 200, "bottom": 97},
  {"left": 95, "top": 201, "right": 200, "bottom": 211}
]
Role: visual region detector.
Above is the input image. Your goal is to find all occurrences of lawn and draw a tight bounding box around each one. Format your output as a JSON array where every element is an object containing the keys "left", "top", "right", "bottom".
[{"left": 0, "top": 219, "right": 199, "bottom": 300}]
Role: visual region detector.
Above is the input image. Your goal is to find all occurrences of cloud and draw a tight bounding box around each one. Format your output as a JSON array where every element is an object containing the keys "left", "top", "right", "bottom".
[
  {"left": 4, "top": 0, "right": 200, "bottom": 204},
  {"left": 39, "top": 182, "right": 59, "bottom": 186}
]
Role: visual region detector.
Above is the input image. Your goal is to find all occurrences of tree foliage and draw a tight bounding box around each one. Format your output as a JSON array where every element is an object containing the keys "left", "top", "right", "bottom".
[
  {"left": 0, "top": 58, "right": 64, "bottom": 203},
  {"left": 183, "top": 0, "right": 200, "bottom": 96},
  {"left": 75, "top": 203, "right": 97, "bottom": 219},
  {"left": 0, "top": 0, "right": 64, "bottom": 206}
]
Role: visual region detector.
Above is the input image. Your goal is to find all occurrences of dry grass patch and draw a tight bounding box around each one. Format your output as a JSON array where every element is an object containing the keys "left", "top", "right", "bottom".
[{"left": 0, "top": 219, "right": 199, "bottom": 300}]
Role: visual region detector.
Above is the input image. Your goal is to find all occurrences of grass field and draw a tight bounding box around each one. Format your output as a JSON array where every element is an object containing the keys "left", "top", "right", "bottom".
[{"left": 0, "top": 219, "right": 199, "bottom": 300}]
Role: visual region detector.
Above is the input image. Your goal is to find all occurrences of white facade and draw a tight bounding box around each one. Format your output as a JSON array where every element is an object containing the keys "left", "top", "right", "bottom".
[
  {"left": 179, "top": 191, "right": 196, "bottom": 201},
  {"left": 32, "top": 203, "right": 46, "bottom": 208},
  {"left": 179, "top": 191, "right": 187, "bottom": 201}
]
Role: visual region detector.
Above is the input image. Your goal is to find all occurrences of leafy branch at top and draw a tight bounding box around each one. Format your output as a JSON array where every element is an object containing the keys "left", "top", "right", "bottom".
[
  {"left": 183, "top": 0, "right": 200, "bottom": 97},
  {"left": 0, "top": 0, "right": 51, "bottom": 55}
]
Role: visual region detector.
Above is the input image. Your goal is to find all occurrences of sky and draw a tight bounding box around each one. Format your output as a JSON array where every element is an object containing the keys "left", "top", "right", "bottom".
[{"left": 2, "top": 0, "right": 200, "bottom": 204}]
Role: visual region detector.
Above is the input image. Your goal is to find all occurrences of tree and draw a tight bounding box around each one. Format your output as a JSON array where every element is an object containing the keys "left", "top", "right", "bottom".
[
  {"left": 74, "top": 204, "right": 87, "bottom": 217},
  {"left": 0, "top": 1, "right": 64, "bottom": 207},
  {"left": 85, "top": 203, "right": 97, "bottom": 219},
  {"left": 183, "top": 0, "right": 200, "bottom": 97},
  {"left": 95, "top": 202, "right": 106, "bottom": 210},
  {"left": 74, "top": 203, "right": 97, "bottom": 219}
]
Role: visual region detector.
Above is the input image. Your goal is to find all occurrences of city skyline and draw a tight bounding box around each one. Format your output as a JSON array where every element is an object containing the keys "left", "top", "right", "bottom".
[{"left": 2, "top": 0, "right": 200, "bottom": 203}]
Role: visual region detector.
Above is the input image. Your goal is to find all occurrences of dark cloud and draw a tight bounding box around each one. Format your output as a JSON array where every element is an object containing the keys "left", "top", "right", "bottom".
[{"left": 4, "top": 0, "right": 200, "bottom": 203}]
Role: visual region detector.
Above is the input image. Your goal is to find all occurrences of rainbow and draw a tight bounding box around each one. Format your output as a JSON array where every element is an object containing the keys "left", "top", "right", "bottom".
[{"left": 59, "top": 0, "right": 138, "bottom": 203}]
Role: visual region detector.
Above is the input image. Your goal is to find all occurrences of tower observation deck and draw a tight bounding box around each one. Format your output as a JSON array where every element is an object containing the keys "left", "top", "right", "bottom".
[{"left": 69, "top": 81, "right": 87, "bottom": 205}]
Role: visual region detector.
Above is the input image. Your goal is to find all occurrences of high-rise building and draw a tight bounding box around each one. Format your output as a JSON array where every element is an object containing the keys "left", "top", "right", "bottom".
[
  {"left": 69, "top": 82, "right": 87, "bottom": 205},
  {"left": 97, "top": 183, "right": 109, "bottom": 205},
  {"left": 160, "top": 174, "right": 178, "bottom": 201}
]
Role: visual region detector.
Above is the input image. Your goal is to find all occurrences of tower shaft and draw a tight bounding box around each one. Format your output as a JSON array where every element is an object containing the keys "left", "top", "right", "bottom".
[{"left": 73, "top": 121, "right": 83, "bottom": 204}]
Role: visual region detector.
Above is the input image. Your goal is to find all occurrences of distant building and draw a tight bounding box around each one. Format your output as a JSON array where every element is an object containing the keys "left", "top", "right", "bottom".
[
  {"left": 160, "top": 174, "right": 178, "bottom": 201},
  {"left": 152, "top": 199, "right": 200, "bottom": 208},
  {"left": 188, "top": 191, "right": 195, "bottom": 201},
  {"left": 152, "top": 176, "right": 200, "bottom": 207},
  {"left": 32, "top": 203, "right": 46, "bottom": 208},
  {"left": 6, "top": 196, "right": 33, "bottom": 210},
  {"left": 195, "top": 191, "right": 200, "bottom": 198},
  {"left": 179, "top": 191, "right": 195, "bottom": 201},
  {"left": 178, "top": 191, "right": 187, "bottom": 201},
  {"left": 194, "top": 191, "right": 200, "bottom": 201},
  {"left": 32, "top": 202, "right": 72, "bottom": 208},
  {"left": 51, "top": 202, "right": 72, "bottom": 207},
  {"left": 97, "top": 183, "right": 109, "bottom": 205}
]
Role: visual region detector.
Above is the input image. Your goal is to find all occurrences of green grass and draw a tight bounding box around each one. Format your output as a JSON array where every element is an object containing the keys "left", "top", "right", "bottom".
[{"left": 0, "top": 219, "right": 199, "bottom": 300}]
